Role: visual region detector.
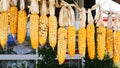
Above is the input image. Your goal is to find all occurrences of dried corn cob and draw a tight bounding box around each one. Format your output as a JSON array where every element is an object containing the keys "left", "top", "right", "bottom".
[
  {"left": 67, "top": 5, "right": 76, "bottom": 57},
  {"left": 49, "top": 16, "right": 57, "bottom": 49},
  {"left": 39, "top": 0, "right": 48, "bottom": 46},
  {"left": 87, "top": 9, "right": 95, "bottom": 59},
  {"left": 87, "top": 23, "right": 95, "bottom": 59},
  {"left": 97, "top": 26, "right": 106, "bottom": 60},
  {"left": 49, "top": 0, "right": 57, "bottom": 49},
  {"left": 68, "top": 26, "right": 76, "bottom": 57},
  {"left": 30, "top": 0, "right": 39, "bottom": 49},
  {"left": 30, "top": 14, "right": 39, "bottom": 49},
  {"left": 10, "top": 6, "right": 18, "bottom": 36},
  {"left": 17, "top": 10, "right": 27, "bottom": 43},
  {"left": 78, "top": 27, "right": 86, "bottom": 57},
  {"left": 39, "top": 15, "right": 48, "bottom": 46},
  {"left": 57, "top": 27, "right": 67, "bottom": 65},
  {"left": 78, "top": 8, "right": 86, "bottom": 57},
  {"left": 1, "top": 12, "right": 8, "bottom": 48},
  {"left": 106, "top": 29, "right": 114, "bottom": 58}
]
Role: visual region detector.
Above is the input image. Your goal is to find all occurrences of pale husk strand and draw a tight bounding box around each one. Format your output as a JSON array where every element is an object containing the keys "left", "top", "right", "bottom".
[
  {"left": 20, "top": 0, "right": 25, "bottom": 10},
  {"left": 30, "top": 0, "right": 39, "bottom": 14}
]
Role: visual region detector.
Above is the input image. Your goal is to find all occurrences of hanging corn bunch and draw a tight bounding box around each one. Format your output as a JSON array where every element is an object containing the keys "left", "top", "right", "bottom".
[
  {"left": 86, "top": 9, "right": 95, "bottom": 59},
  {"left": 17, "top": 0, "right": 27, "bottom": 44},
  {"left": 39, "top": 0, "right": 48, "bottom": 46},
  {"left": 106, "top": 13, "right": 114, "bottom": 58},
  {"left": 67, "top": 4, "right": 76, "bottom": 57},
  {"left": 57, "top": 4, "right": 68, "bottom": 65},
  {"left": 49, "top": 0, "right": 57, "bottom": 49},
  {"left": 78, "top": 8, "right": 86, "bottom": 58},
  {"left": 10, "top": 0, "right": 18, "bottom": 36},
  {"left": 96, "top": 11, "right": 106, "bottom": 60},
  {"left": 113, "top": 13, "right": 120, "bottom": 65},
  {"left": 0, "top": 0, "right": 9, "bottom": 48},
  {"left": 30, "top": 0, "right": 39, "bottom": 49}
]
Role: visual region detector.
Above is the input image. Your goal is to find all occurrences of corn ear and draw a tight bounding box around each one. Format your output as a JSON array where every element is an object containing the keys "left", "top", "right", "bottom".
[
  {"left": 78, "top": 27, "right": 86, "bottom": 57},
  {"left": 106, "top": 29, "right": 114, "bottom": 58},
  {"left": 10, "top": 6, "right": 18, "bottom": 35},
  {"left": 68, "top": 26, "right": 76, "bottom": 57},
  {"left": 57, "top": 27, "right": 67, "bottom": 65},
  {"left": 86, "top": 23, "right": 95, "bottom": 59},
  {"left": 17, "top": 10, "right": 27, "bottom": 43},
  {"left": 97, "top": 26, "right": 106, "bottom": 60},
  {"left": 49, "top": 15, "right": 57, "bottom": 49},
  {"left": 30, "top": 14, "right": 39, "bottom": 49}
]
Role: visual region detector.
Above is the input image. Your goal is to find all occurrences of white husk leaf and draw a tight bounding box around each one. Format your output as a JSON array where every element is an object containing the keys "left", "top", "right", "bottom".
[
  {"left": 1, "top": 0, "right": 10, "bottom": 11},
  {"left": 49, "top": 0, "right": 55, "bottom": 16},
  {"left": 30, "top": 0, "right": 39, "bottom": 14},
  {"left": 79, "top": 8, "right": 86, "bottom": 28},
  {"left": 107, "top": 13, "right": 112, "bottom": 28},
  {"left": 40, "top": 0, "right": 47, "bottom": 15},
  {"left": 20, "top": 0, "right": 25, "bottom": 10},
  {"left": 88, "top": 9, "right": 94, "bottom": 24},
  {"left": 59, "top": 7, "right": 64, "bottom": 26},
  {"left": 69, "top": 5, "right": 75, "bottom": 26}
]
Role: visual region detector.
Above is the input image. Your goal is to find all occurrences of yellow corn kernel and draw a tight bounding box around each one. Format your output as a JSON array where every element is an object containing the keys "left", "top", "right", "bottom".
[
  {"left": 86, "top": 23, "right": 95, "bottom": 59},
  {"left": 78, "top": 27, "right": 86, "bottom": 57},
  {"left": 30, "top": 14, "right": 39, "bottom": 49}
]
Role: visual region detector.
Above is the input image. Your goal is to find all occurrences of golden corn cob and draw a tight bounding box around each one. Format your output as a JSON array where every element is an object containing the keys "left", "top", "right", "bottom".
[
  {"left": 86, "top": 23, "right": 95, "bottom": 59},
  {"left": 68, "top": 26, "right": 76, "bottom": 57},
  {"left": 39, "top": 15, "right": 48, "bottom": 46},
  {"left": 17, "top": 10, "right": 27, "bottom": 43},
  {"left": 1, "top": 12, "right": 8, "bottom": 48},
  {"left": 113, "top": 31, "right": 120, "bottom": 65},
  {"left": 49, "top": 15, "right": 57, "bottom": 49},
  {"left": 57, "top": 27, "right": 67, "bottom": 65},
  {"left": 106, "top": 29, "right": 114, "bottom": 58},
  {"left": 78, "top": 27, "right": 86, "bottom": 57},
  {"left": 30, "top": 14, "right": 39, "bottom": 49},
  {"left": 10, "top": 6, "right": 18, "bottom": 35},
  {"left": 97, "top": 26, "right": 106, "bottom": 60}
]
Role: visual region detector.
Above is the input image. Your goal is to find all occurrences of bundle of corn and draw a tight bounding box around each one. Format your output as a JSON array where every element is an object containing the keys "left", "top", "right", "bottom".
[
  {"left": 86, "top": 9, "right": 95, "bottom": 59},
  {"left": 10, "top": 0, "right": 18, "bottom": 36},
  {"left": 49, "top": 0, "right": 57, "bottom": 49},
  {"left": 106, "top": 13, "right": 114, "bottom": 58},
  {"left": 57, "top": 4, "right": 67, "bottom": 65},
  {"left": 39, "top": 0, "right": 48, "bottom": 46},
  {"left": 78, "top": 8, "right": 86, "bottom": 58},
  {"left": 30, "top": 0, "right": 39, "bottom": 49},
  {"left": 17, "top": 0, "right": 27, "bottom": 44},
  {"left": 113, "top": 13, "right": 120, "bottom": 65},
  {"left": 0, "top": 0, "right": 9, "bottom": 48},
  {"left": 96, "top": 11, "right": 106, "bottom": 60}
]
